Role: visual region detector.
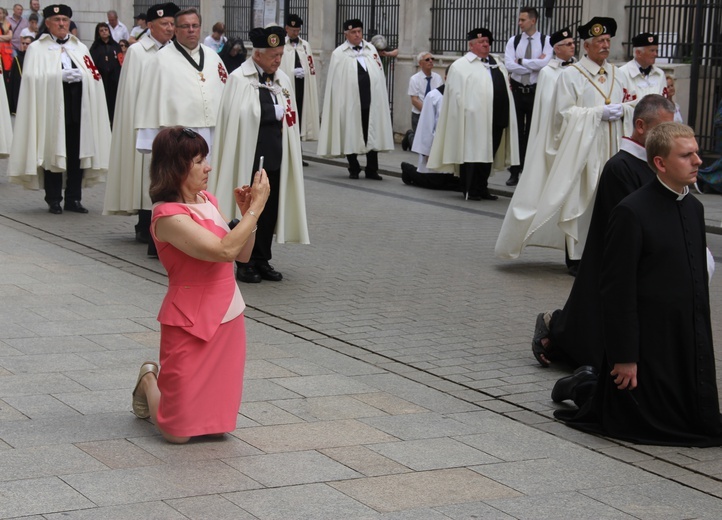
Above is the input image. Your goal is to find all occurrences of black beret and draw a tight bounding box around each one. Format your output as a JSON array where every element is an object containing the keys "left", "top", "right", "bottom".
[
  {"left": 577, "top": 17, "right": 617, "bottom": 39},
  {"left": 467, "top": 28, "right": 493, "bottom": 44},
  {"left": 631, "top": 32, "right": 658, "bottom": 47},
  {"left": 146, "top": 3, "right": 180, "bottom": 22},
  {"left": 286, "top": 14, "right": 303, "bottom": 28},
  {"left": 43, "top": 4, "right": 72, "bottom": 18},
  {"left": 343, "top": 19, "right": 363, "bottom": 31},
  {"left": 249, "top": 26, "right": 286, "bottom": 48},
  {"left": 550, "top": 27, "right": 573, "bottom": 47}
]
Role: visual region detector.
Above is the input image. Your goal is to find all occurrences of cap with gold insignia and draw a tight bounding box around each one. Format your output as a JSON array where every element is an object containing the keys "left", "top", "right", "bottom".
[
  {"left": 249, "top": 26, "right": 287, "bottom": 48},
  {"left": 631, "top": 32, "right": 658, "bottom": 47},
  {"left": 146, "top": 3, "right": 180, "bottom": 22},
  {"left": 577, "top": 17, "right": 617, "bottom": 39},
  {"left": 550, "top": 27, "right": 573, "bottom": 47},
  {"left": 467, "top": 28, "right": 493, "bottom": 44},
  {"left": 286, "top": 14, "right": 303, "bottom": 28},
  {"left": 343, "top": 19, "right": 363, "bottom": 31},
  {"left": 42, "top": 4, "right": 72, "bottom": 18}
]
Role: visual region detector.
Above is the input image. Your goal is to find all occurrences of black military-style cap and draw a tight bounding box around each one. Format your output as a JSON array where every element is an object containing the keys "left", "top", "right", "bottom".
[
  {"left": 249, "top": 26, "right": 287, "bottom": 48},
  {"left": 43, "top": 4, "right": 72, "bottom": 18},
  {"left": 550, "top": 27, "right": 573, "bottom": 46},
  {"left": 146, "top": 3, "right": 180, "bottom": 22},
  {"left": 631, "top": 32, "right": 658, "bottom": 47},
  {"left": 343, "top": 19, "right": 363, "bottom": 31},
  {"left": 467, "top": 28, "right": 493, "bottom": 44},
  {"left": 286, "top": 14, "right": 303, "bottom": 28},
  {"left": 577, "top": 17, "right": 617, "bottom": 39}
]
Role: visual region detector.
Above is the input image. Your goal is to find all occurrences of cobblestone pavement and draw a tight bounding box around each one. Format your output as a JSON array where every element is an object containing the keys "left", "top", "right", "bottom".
[{"left": 1, "top": 148, "right": 722, "bottom": 518}]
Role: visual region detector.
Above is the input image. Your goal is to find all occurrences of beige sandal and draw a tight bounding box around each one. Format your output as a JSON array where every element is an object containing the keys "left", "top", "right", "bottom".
[{"left": 132, "top": 361, "right": 159, "bottom": 418}]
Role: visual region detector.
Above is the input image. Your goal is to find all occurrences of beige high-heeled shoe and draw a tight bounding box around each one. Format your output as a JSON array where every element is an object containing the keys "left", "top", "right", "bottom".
[{"left": 132, "top": 361, "right": 159, "bottom": 419}]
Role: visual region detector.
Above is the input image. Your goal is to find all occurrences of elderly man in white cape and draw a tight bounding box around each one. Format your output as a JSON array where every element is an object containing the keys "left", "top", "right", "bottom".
[
  {"left": 211, "top": 25, "right": 309, "bottom": 283},
  {"left": 8, "top": 4, "right": 110, "bottom": 214},
  {"left": 102, "top": 2, "right": 179, "bottom": 250},
  {"left": 279, "top": 14, "right": 319, "bottom": 142},
  {"left": 317, "top": 18, "right": 394, "bottom": 180},
  {"left": 495, "top": 17, "right": 634, "bottom": 263},
  {"left": 427, "top": 28, "right": 519, "bottom": 200},
  {"left": 495, "top": 27, "right": 577, "bottom": 257},
  {"left": 618, "top": 32, "right": 666, "bottom": 101}
]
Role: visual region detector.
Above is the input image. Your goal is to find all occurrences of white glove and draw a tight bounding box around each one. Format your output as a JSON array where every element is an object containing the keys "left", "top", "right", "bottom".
[
  {"left": 62, "top": 68, "right": 82, "bottom": 83},
  {"left": 274, "top": 104, "right": 284, "bottom": 121},
  {"left": 293, "top": 67, "right": 305, "bottom": 79},
  {"left": 601, "top": 103, "right": 623, "bottom": 121}
]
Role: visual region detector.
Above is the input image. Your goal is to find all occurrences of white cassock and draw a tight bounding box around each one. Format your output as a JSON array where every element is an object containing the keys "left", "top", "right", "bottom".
[
  {"left": 618, "top": 60, "right": 666, "bottom": 101},
  {"left": 279, "top": 36, "right": 320, "bottom": 141},
  {"left": 8, "top": 34, "right": 110, "bottom": 189},
  {"left": 410, "top": 86, "right": 452, "bottom": 174},
  {"left": 103, "top": 35, "right": 165, "bottom": 215},
  {"left": 317, "top": 40, "right": 394, "bottom": 156},
  {"left": 135, "top": 42, "right": 227, "bottom": 152},
  {"left": 506, "top": 55, "right": 633, "bottom": 260},
  {"left": 496, "top": 57, "right": 569, "bottom": 257},
  {"left": 427, "top": 53, "right": 519, "bottom": 173},
  {"left": 210, "top": 59, "right": 310, "bottom": 245},
  {"left": 0, "top": 69, "right": 11, "bottom": 156}
]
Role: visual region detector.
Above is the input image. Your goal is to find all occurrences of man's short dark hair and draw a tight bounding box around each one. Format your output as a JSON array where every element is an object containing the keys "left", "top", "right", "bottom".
[
  {"left": 176, "top": 7, "right": 201, "bottom": 25},
  {"left": 633, "top": 93, "right": 675, "bottom": 124},
  {"left": 520, "top": 6, "right": 539, "bottom": 20}
]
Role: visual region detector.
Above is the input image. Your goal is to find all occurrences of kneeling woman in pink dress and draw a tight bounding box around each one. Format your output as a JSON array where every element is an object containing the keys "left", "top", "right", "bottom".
[{"left": 131, "top": 126, "right": 270, "bottom": 444}]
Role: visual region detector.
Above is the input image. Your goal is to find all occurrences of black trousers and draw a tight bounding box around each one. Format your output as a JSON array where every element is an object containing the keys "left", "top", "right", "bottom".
[
  {"left": 510, "top": 86, "right": 536, "bottom": 173},
  {"left": 460, "top": 124, "right": 504, "bottom": 197},
  {"left": 346, "top": 107, "right": 379, "bottom": 175},
  {"left": 44, "top": 118, "right": 83, "bottom": 204},
  {"left": 250, "top": 167, "right": 280, "bottom": 263}
]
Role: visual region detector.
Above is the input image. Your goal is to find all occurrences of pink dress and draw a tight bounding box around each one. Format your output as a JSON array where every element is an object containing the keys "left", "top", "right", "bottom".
[{"left": 151, "top": 191, "right": 246, "bottom": 437}]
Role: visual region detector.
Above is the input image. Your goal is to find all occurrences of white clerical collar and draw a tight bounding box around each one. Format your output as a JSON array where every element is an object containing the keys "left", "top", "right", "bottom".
[
  {"left": 465, "top": 51, "right": 486, "bottom": 63},
  {"left": 147, "top": 33, "right": 168, "bottom": 50},
  {"left": 620, "top": 137, "right": 647, "bottom": 162},
  {"left": 657, "top": 176, "right": 689, "bottom": 200}
]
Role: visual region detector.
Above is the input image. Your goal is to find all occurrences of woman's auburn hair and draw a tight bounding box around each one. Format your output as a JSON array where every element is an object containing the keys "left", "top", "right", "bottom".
[{"left": 149, "top": 126, "right": 210, "bottom": 203}]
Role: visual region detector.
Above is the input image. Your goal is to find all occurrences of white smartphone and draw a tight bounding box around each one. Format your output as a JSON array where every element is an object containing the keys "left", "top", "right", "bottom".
[{"left": 258, "top": 156, "right": 264, "bottom": 175}]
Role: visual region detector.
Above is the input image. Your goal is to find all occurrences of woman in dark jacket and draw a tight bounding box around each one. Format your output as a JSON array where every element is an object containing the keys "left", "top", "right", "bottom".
[
  {"left": 89, "top": 22, "right": 122, "bottom": 126},
  {"left": 219, "top": 37, "right": 246, "bottom": 74}
]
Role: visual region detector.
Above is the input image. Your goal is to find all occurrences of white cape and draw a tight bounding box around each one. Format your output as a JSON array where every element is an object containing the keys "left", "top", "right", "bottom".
[{"left": 280, "top": 37, "right": 320, "bottom": 141}]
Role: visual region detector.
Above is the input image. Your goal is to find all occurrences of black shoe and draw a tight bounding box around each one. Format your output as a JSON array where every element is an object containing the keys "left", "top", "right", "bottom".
[
  {"left": 147, "top": 240, "right": 158, "bottom": 258},
  {"left": 236, "top": 265, "right": 262, "bottom": 283},
  {"left": 135, "top": 230, "right": 150, "bottom": 244},
  {"left": 551, "top": 365, "right": 598, "bottom": 403},
  {"left": 506, "top": 172, "right": 519, "bottom": 186},
  {"left": 48, "top": 202, "right": 63, "bottom": 214},
  {"left": 480, "top": 190, "right": 498, "bottom": 201},
  {"left": 256, "top": 262, "right": 283, "bottom": 281},
  {"left": 348, "top": 169, "right": 360, "bottom": 179},
  {"left": 365, "top": 172, "right": 383, "bottom": 180},
  {"left": 401, "top": 130, "right": 412, "bottom": 151},
  {"left": 64, "top": 200, "right": 89, "bottom": 213},
  {"left": 401, "top": 162, "right": 416, "bottom": 185},
  {"left": 467, "top": 194, "right": 482, "bottom": 201},
  {"left": 302, "top": 161, "right": 309, "bottom": 167}
]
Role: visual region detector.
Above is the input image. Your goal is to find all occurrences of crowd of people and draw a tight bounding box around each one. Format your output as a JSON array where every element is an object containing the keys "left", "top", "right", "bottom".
[{"left": 1, "top": 2, "right": 721, "bottom": 448}]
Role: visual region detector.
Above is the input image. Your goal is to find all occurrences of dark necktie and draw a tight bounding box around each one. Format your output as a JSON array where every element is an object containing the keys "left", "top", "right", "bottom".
[
  {"left": 424, "top": 76, "right": 432, "bottom": 95},
  {"left": 481, "top": 57, "right": 489, "bottom": 63},
  {"left": 561, "top": 60, "right": 573, "bottom": 67},
  {"left": 639, "top": 65, "right": 652, "bottom": 76},
  {"left": 261, "top": 72, "right": 273, "bottom": 84},
  {"left": 57, "top": 37, "right": 69, "bottom": 44},
  {"left": 352, "top": 45, "right": 362, "bottom": 51},
  {"left": 289, "top": 38, "right": 299, "bottom": 44}
]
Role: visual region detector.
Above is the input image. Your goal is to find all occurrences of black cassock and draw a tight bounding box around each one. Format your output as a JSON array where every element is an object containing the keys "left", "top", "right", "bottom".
[
  {"left": 549, "top": 147, "right": 655, "bottom": 369},
  {"left": 556, "top": 179, "right": 722, "bottom": 446}
]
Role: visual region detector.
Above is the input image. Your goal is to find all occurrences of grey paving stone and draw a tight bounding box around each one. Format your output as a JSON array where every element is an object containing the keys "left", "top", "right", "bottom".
[
  {"left": 53, "top": 388, "right": 131, "bottom": 414},
  {"left": 74, "top": 439, "right": 163, "bottom": 469},
  {"left": 244, "top": 359, "right": 298, "bottom": 379},
  {"left": 330, "top": 468, "right": 521, "bottom": 513},
  {"left": 240, "top": 401, "right": 306, "bottom": 425},
  {"left": 129, "top": 434, "right": 262, "bottom": 462},
  {"left": 271, "top": 395, "right": 389, "bottom": 421},
  {"left": 320, "top": 445, "right": 411, "bottom": 477},
  {"left": 434, "top": 502, "right": 516, "bottom": 519},
  {"left": 224, "top": 449, "right": 361, "bottom": 486},
  {"left": 361, "top": 412, "right": 486, "bottom": 441},
  {"left": 61, "top": 459, "right": 261, "bottom": 507},
  {"left": 43, "top": 501, "right": 187, "bottom": 519},
  {"left": 0, "top": 444, "right": 107, "bottom": 482},
  {"left": 0, "top": 476, "right": 95, "bottom": 518},
  {"left": 272, "top": 373, "right": 380, "bottom": 397},
  {"left": 369, "top": 437, "right": 501, "bottom": 470},
  {"left": 0, "top": 399, "right": 27, "bottom": 421},
  {"left": 165, "top": 494, "right": 258, "bottom": 520},
  {"left": 264, "top": 357, "right": 334, "bottom": 376},
  {"left": 3, "top": 336, "right": 107, "bottom": 356},
  {"left": 0, "top": 373, "right": 88, "bottom": 398},
  {"left": 224, "top": 482, "right": 379, "bottom": 519},
  {"left": 487, "top": 490, "right": 638, "bottom": 520},
  {"left": 377, "top": 509, "right": 454, "bottom": 519},
  {"left": 241, "top": 379, "right": 303, "bottom": 402},
  {"left": 353, "top": 392, "right": 429, "bottom": 415}
]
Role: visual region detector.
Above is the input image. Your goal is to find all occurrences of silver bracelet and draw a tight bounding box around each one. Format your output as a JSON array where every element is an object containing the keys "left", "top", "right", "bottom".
[
  {"left": 247, "top": 210, "right": 257, "bottom": 219},
  {"left": 252, "top": 226, "right": 258, "bottom": 233}
]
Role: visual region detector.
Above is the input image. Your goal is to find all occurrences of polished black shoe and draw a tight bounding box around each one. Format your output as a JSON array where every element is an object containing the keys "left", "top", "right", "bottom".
[
  {"left": 480, "top": 190, "right": 498, "bottom": 201},
  {"left": 256, "top": 262, "right": 283, "bottom": 281},
  {"left": 237, "top": 265, "right": 262, "bottom": 283},
  {"left": 551, "top": 365, "right": 598, "bottom": 403},
  {"left": 401, "top": 162, "right": 415, "bottom": 185},
  {"left": 48, "top": 202, "right": 63, "bottom": 214},
  {"left": 505, "top": 172, "right": 519, "bottom": 186},
  {"left": 365, "top": 172, "right": 383, "bottom": 180},
  {"left": 348, "top": 169, "right": 360, "bottom": 179},
  {"left": 401, "top": 130, "right": 412, "bottom": 151},
  {"left": 64, "top": 200, "right": 89, "bottom": 213}
]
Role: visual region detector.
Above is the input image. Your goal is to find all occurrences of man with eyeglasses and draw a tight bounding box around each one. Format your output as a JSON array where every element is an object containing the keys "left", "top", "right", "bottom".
[
  {"left": 8, "top": 4, "right": 111, "bottom": 214},
  {"left": 618, "top": 33, "right": 666, "bottom": 101},
  {"left": 103, "top": 3, "right": 180, "bottom": 256},
  {"left": 402, "top": 52, "right": 442, "bottom": 151},
  {"left": 317, "top": 18, "right": 394, "bottom": 180}
]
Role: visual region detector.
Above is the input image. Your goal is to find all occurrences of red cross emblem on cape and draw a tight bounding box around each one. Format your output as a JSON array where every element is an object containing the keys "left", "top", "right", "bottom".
[
  {"left": 218, "top": 63, "right": 228, "bottom": 84},
  {"left": 285, "top": 98, "right": 296, "bottom": 127},
  {"left": 83, "top": 55, "right": 101, "bottom": 81},
  {"left": 307, "top": 55, "right": 316, "bottom": 75}
]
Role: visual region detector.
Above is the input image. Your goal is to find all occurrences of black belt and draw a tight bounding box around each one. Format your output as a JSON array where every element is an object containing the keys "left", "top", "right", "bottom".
[{"left": 510, "top": 79, "right": 536, "bottom": 94}]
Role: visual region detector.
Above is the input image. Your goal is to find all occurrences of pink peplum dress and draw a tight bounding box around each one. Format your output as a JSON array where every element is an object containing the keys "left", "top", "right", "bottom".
[{"left": 151, "top": 191, "right": 246, "bottom": 437}]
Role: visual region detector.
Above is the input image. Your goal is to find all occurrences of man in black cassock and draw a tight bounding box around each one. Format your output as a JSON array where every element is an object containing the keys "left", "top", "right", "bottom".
[
  {"left": 532, "top": 94, "right": 676, "bottom": 369},
  {"left": 555, "top": 122, "right": 722, "bottom": 446}
]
